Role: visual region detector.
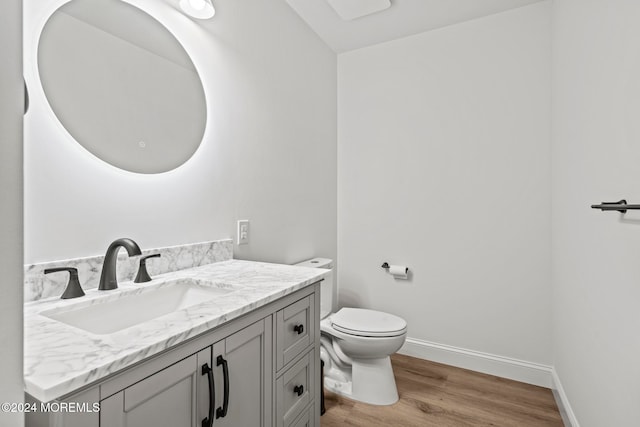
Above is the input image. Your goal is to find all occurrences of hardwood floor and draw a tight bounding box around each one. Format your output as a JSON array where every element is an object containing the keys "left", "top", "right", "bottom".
[{"left": 321, "top": 354, "right": 563, "bottom": 427}]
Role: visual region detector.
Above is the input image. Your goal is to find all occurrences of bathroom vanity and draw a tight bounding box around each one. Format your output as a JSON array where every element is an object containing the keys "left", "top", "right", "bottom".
[{"left": 24, "top": 259, "right": 326, "bottom": 427}]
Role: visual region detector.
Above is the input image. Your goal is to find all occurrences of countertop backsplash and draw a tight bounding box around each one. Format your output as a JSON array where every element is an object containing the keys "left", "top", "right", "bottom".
[{"left": 24, "top": 239, "right": 233, "bottom": 302}]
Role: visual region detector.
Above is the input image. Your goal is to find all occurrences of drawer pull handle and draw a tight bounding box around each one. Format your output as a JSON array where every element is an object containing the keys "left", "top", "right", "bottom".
[
  {"left": 293, "top": 324, "right": 304, "bottom": 335},
  {"left": 294, "top": 385, "right": 304, "bottom": 396},
  {"left": 216, "top": 355, "right": 230, "bottom": 419},
  {"left": 201, "top": 363, "right": 215, "bottom": 427}
]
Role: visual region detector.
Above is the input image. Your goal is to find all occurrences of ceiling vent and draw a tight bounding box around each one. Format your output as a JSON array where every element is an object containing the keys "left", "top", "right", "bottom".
[{"left": 325, "top": 0, "right": 391, "bottom": 21}]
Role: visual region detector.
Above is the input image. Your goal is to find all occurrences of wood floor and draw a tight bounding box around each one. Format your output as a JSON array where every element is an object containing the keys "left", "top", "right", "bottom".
[{"left": 321, "top": 354, "right": 563, "bottom": 427}]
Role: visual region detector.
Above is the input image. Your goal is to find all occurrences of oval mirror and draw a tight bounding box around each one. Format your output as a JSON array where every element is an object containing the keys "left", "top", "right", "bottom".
[{"left": 37, "top": 0, "right": 207, "bottom": 174}]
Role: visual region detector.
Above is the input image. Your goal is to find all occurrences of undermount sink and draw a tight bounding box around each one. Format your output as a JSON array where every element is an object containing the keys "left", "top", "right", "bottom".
[{"left": 41, "top": 278, "right": 236, "bottom": 335}]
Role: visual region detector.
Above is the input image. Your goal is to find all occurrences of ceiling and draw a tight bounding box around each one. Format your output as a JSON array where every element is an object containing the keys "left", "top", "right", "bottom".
[{"left": 285, "top": 0, "right": 545, "bottom": 53}]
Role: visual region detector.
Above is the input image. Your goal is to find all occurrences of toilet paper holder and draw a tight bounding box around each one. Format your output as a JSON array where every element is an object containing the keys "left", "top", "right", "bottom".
[{"left": 381, "top": 262, "right": 409, "bottom": 274}]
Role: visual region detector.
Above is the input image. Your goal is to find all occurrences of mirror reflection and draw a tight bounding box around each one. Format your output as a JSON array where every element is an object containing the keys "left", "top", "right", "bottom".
[{"left": 38, "top": 0, "right": 207, "bottom": 174}]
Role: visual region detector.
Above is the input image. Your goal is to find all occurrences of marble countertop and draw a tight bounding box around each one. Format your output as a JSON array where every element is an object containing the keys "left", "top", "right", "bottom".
[{"left": 24, "top": 259, "right": 328, "bottom": 403}]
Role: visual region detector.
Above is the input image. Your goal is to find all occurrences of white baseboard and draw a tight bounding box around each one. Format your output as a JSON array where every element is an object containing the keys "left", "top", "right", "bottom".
[
  {"left": 551, "top": 368, "right": 580, "bottom": 427},
  {"left": 398, "top": 337, "right": 553, "bottom": 388}
]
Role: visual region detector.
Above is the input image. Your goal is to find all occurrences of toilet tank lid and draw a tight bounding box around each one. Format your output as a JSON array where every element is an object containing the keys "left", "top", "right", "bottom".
[
  {"left": 294, "top": 258, "right": 333, "bottom": 269},
  {"left": 331, "top": 308, "right": 406, "bottom": 334}
]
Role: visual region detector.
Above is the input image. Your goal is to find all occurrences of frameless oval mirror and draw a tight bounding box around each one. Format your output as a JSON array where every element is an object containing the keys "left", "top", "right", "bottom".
[{"left": 38, "top": 0, "right": 207, "bottom": 174}]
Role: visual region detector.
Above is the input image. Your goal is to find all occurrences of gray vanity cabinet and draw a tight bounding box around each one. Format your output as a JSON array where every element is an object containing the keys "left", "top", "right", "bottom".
[
  {"left": 100, "top": 348, "right": 211, "bottom": 427},
  {"left": 26, "top": 283, "right": 320, "bottom": 427},
  {"left": 211, "top": 318, "right": 272, "bottom": 427},
  {"left": 274, "top": 294, "right": 317, "bottom": 427},
  {"left": 99, "top": 319, "right": 271, "bottom": 427}
]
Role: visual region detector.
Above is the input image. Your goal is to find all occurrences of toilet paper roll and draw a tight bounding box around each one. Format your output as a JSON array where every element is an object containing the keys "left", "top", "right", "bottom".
[{"left": 388, "top": 265, "right": 409, "bottom": 279}]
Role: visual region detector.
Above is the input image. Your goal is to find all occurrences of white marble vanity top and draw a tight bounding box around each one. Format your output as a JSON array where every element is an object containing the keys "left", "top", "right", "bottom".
[{"left": 24, "top": 259, "right": 328, "bottom": 402}]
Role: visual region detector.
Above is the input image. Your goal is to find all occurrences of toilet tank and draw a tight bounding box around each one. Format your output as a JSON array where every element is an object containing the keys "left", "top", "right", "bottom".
[{"left": 295, "top": 258, "right": 334, "bottom": 318}]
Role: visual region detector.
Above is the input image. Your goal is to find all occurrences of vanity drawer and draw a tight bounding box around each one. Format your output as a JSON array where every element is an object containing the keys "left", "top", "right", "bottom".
[
  {"left": 276, "top": 295, "right": 315, "bottom": 370},
  {"left": 290, "top": 403, "right": 315, "bottom": 427},
  {"left": 276, "top": 350, "right": 316, "bottom": 427}
]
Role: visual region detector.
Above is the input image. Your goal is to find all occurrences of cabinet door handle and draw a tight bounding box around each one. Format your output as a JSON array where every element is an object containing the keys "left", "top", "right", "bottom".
[
  {"left": 201, "top": 363, "right": 215, "bottom": 427},
  {"left": 216, "top": 355, "right": 230, "bottom": 419},
  {"left": 294, "top": 385, "right": 304, "bottom": 396},
  {"left": 293, "top": 324, "right": 304, "bottom": 335}
]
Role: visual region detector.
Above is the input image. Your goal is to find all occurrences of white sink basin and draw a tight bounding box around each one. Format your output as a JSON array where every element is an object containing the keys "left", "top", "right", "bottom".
[{"left": 42, "top": 278, "right": 236, "bottom": 335}]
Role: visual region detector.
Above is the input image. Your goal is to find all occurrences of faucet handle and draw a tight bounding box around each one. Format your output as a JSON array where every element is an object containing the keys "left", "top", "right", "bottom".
[
  {"left": 134, "top": 254, "right": 161, "bottom": 283},
  {"left": 44, "top": 267, "right": 85, "bottom": 299}
]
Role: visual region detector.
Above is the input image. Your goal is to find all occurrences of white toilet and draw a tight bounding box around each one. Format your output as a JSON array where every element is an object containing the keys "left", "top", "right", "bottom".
[{"left": 295, "top": 258, "right": 407, "bottom": 406}]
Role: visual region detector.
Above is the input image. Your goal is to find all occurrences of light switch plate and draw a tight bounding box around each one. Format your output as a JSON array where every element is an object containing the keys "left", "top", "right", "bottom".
[{"left": 237, "top": 220, "right": 249, "bottom": 245}]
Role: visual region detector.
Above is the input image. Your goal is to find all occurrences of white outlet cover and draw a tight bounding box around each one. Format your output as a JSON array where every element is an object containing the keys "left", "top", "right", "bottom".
[
  {"left": 325, "top": 0, "right": 391, "bottom": 21},
  {"left": 237, "top": 220, "right": 249, "bottom": 245}
]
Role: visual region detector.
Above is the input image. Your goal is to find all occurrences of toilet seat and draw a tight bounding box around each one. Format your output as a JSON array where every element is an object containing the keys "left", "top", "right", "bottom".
[{"left": 330, "top": 308, "right": 407, "bottom": 337}]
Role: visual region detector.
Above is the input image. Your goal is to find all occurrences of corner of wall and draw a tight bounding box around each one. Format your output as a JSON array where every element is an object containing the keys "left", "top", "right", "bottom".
[{"left": 551, "top": 368, "right": 580, "bottom": 427}]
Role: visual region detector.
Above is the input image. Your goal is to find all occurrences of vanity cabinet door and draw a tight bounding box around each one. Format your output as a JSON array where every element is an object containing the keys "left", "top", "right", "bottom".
[
  {"left": 100, "top": 348, "right": 211, "bottom": 427},
  {"left": 212, "top": 318, "right": 272, "bottom": 427}
]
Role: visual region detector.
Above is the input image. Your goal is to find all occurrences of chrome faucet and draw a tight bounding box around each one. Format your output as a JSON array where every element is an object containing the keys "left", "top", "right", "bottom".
[{"left": 98, "top": 238, "right": 142, "bottom": 291}]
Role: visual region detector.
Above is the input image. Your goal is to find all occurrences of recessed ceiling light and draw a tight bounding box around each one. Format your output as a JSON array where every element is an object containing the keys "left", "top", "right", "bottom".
[
  {"left": 179, "top": 0, "right": 215, "bottom": 20},
  {"left": 325, "top": 0, "right": 391, "bottom": 21}
]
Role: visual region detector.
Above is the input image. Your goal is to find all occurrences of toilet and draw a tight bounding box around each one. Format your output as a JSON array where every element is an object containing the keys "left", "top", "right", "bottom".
[{"left": 295, "top": 258, "right": 407, "bottom": 406}]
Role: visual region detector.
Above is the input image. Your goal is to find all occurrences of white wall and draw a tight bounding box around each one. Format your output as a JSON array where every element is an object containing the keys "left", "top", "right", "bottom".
[
  {"left": 338, "top": 3, "right": 551, "bottom": 365},
  {"left": 24, "top": 0, "right": 337, "bottom": 265},
  {"left": 0, "top": 0, "right": 24, "bottom": 424},
  {"left": 552, "top": 0, "right": 640, "bottom": 425}
]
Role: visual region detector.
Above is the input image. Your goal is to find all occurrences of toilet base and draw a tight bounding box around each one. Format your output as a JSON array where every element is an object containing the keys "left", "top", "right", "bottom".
[{"left": 324, "top": 356, "right": 399, "bottom": 406}]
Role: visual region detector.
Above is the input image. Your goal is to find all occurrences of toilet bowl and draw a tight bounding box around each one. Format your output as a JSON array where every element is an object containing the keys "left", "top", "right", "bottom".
[
  {"left": 295, "top": 258, "right": 407, "bottom": 406},
  {"left": 321, "top": 308, "right": 407, "bottom": 405}
]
